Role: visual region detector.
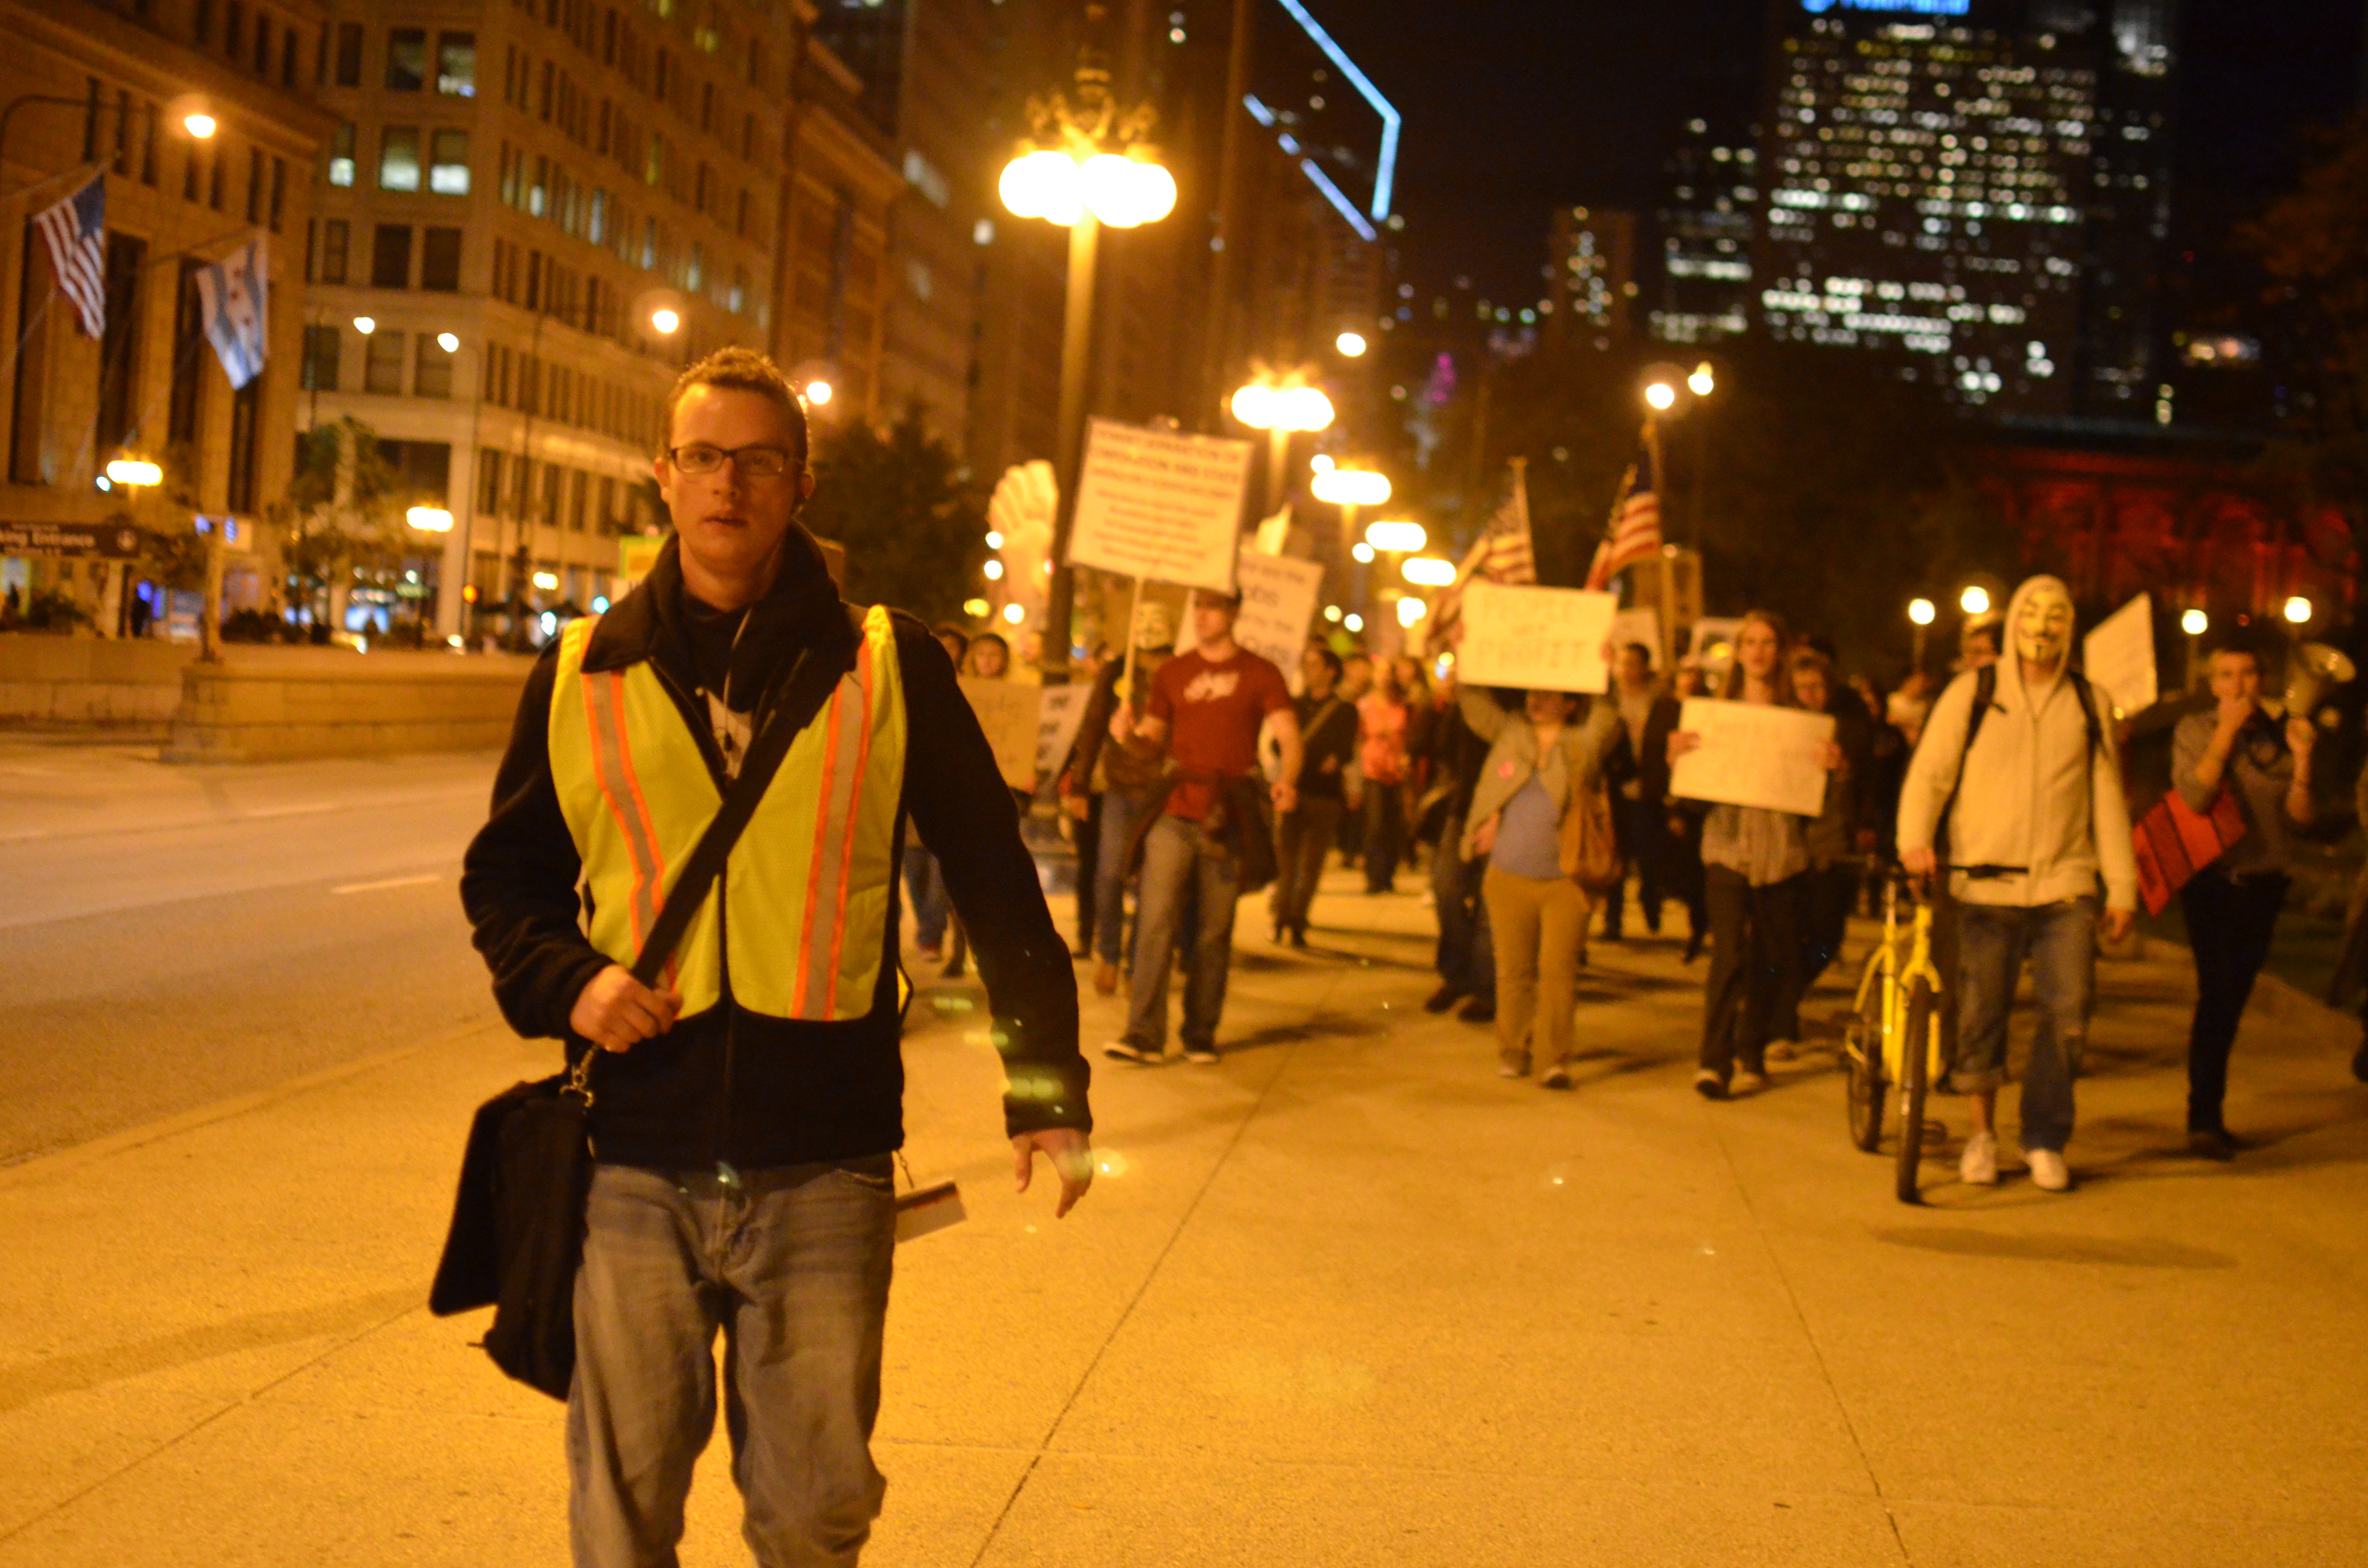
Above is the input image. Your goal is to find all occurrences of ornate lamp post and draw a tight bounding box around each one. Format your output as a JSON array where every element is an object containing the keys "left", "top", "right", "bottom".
[{"left": 999, "top": 3, "right": 1178, "bottom": 677}]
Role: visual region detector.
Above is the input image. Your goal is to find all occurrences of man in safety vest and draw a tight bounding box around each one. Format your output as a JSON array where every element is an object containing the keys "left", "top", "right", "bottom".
[{"left": 461, "top": 347, "right": 1093, "bottom": 1568}]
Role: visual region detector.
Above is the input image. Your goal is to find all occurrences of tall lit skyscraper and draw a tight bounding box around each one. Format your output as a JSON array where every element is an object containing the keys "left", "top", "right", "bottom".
[
  {"left": 1547, "top": 206, "right": 1638, "bottom": 351},
  {"left": 1653, "top": 117, "right": 1759, "bottom": 346},
  {"left": 2059, "top": 0, "right": 2177, "bottom": 416},
  {"left": 1754, "top": 1, "right": 2101, "bottom": 416}
]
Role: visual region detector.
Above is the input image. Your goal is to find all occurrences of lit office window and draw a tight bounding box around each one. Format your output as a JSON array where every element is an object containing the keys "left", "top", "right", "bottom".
[
  {"left": 379, "top": 126, "right": 421, "bottom": 191},
  {"left": 428, "top": 128, "right": 470, "bottom": 194}
]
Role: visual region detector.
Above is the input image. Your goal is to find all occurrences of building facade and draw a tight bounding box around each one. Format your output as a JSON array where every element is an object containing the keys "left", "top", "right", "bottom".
[
  {"left": 1, "top": 0, "right": 334, "bottom": 629},
  {"left": 301, "top": 0, "right": 791, "bottom": 640},
  {"left": 1547, "top": 204, "right": 1638, "bottom": 352},
  {"left": 1651, "top": 118, "right": 1757, "bottom": 347},
  {"left": 1755, "top": 4, "right": 2099, "bottom": 418}
]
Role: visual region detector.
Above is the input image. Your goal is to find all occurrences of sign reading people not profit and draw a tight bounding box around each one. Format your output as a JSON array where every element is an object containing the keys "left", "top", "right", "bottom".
[
  {"left": 1456, "top": 581, "right": 1618, "bottom": 694},
  {"left": 1066, "top": 418, "right": 1254, "bottom": 594}
]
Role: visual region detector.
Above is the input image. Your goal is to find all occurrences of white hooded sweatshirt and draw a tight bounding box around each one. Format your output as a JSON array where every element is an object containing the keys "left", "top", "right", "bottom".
[{"left": 1895, "top": 576, "right": 2139, "bottom": 911}]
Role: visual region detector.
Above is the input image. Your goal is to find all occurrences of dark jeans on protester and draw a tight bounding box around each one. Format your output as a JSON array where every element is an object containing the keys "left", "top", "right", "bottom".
[
  {"left": 1952, "top": 896, "right": 2095, "bottom": 1154},
  {"left": 1431, "top": 809, "right": 1496, "bottom": 1003},
  {"left": 1776, "top": 863, "right": 1860, "bottom": 1040},
  {"left": 2179, "top": 870, "right": 2287, "bottom": 1134},
  {"left": 1271, "top": 796, "right": 1344, "bottom": 936},
  {"left": 1603, "top": 796, "right": 1673, "bottom": 939},
  {"left": 1089, "top": 791, "right": 1159, "bottom": 966},
  {"left": 904, "top": 842, "right": 950, "bottom": 951},
  {"left": 1700, "top": 867, "right": 1806, "bottom": 1084},
  {"left": 1361, "top": 783, "right": 1406, "bottom": 892},
  {"left": 1122, "top": 815, "right": 1239, "bottom": 1055}
]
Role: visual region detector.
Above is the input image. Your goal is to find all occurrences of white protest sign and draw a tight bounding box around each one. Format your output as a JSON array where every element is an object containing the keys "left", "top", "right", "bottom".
[
  {"left": 1456, "top": 580, "right": 1617, "bottom": 694},
  {"left": 1232, "top": 551, "right": 1325, "bottom": 690},
  {"left": 1669, "top": 698, "right": 1837, "bottom": 817},
  {"left": 1033, "top": 683, "right": 1094, "bottom": 778},
  {"left": 959, "top": 678, "right": 1044, "bottom": 790},
  {"left": 1611, "top": 607, "right": 1663, "bottom": 670},
  {"left": 1067, "top": 418, "right": 1254, "bottom": 593},
  {"left": 2082, "top": 592, "right": 2156, "bottom": 719}
]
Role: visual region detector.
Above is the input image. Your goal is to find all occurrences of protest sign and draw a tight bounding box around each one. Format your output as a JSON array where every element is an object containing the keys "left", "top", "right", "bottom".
[
  {"left": 1669, "top": 698, "right": 1836, "bottom": 817},
  {"left": 1611, "top": 607, "right": 1663, "bottom": 670},
  {"left": 2082, "top": 593, "right": 2157, "bottom": 718},
  {"left": 1232, "top": 551, "right": 1325, "bottom": 689},
  {"left": 1033, "top": 683, "right": 1094, "bottom": 779},
  {"left": 959, "top": 678, "right": 1044, "bottom": 790},
  {"left": 1067, "top": 418, "right": 1253, "bottom": 593},
  {"left": 1456, "top": 581, "right": 1617, "bottom": 693}
]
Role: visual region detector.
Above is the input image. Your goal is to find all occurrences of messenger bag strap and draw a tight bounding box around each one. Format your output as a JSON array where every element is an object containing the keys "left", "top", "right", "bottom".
[{"left": 629, "top": 607, "right": 863, "bottom": 989}]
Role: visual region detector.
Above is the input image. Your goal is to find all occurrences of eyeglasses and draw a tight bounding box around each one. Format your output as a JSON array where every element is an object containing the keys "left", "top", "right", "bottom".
[{"left": 666, "top": 442, "right": 796, "bottom": 478}]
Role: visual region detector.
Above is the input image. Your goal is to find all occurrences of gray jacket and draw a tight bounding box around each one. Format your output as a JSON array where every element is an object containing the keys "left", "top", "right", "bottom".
[{"left": 1457, "top": 688, "right": 1620, "bottom": 861}]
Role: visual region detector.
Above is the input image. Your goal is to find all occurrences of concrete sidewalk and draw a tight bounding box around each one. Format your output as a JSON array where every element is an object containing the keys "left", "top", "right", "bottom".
[{"left": 3, "top": 871, "right": 2365, "bottom": 1566}]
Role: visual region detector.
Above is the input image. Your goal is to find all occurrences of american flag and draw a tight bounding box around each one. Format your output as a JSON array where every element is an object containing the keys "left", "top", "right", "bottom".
[
  {"left": 1584, "top": 436, "right": 1663, "bottom": 591},
  {"left": 32, "top": 174, "right": 107, "bottom": 340},
  {"left": 1430, "top": 463, "right": 1536, "bottom": 641}
]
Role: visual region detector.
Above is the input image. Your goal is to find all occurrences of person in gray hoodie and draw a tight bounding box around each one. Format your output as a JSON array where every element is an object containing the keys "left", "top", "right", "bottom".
[{"left": 1897, "top": 575, "right": 2138, "bottom": 1193}]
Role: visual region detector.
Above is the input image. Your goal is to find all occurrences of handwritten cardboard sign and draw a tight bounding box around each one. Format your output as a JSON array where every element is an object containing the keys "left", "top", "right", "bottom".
[
  {"left": 959, "top": 678, "right": 1044, "bottom": 791},
  {"left": 1456, "top": 580, "right": 1617, "bottom": 694},
  {"left": 2083, "top": 592, "right": 2156, "bottom": 719},
  {"left": 1067, "top": 418, "right": 1254, "bottom": 593},
  {"left": 1668, "top": 698, "right": 1836, "bottom": 817}
]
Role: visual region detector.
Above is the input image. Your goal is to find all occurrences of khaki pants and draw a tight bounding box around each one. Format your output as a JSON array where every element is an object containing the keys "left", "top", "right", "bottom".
[{"left": 1483, "top": 867, "right": 1591, "bottom": 1071}]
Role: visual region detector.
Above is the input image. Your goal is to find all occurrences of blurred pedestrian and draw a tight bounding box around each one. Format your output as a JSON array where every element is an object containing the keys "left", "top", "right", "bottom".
[
  {"left": 1897, "top": 575, "right": 2136, "bottom": 1192},
  {"left": 1670, "top": 611, "right": 1837, "bottom": 1100},
  {"left": 944, "top": 632, "right": 1023, "bottom": 979},
  {"left": 1424, "top": 674, "right": 1499, "bottom": 1022},
  {"left": 2173, "top": 641, "right": 2317, "bottom": 1160},
  {"left": 1064, "top": 603, "right": 1176, "bottom": 994},
  {"left": 459, "top": 347, "right": 1092, "bottom": 1567},
  {"left": 1059, "top": 642, "right": 1115, "bottom": 955},
  {"left": 1394, "top": 654, "right": 1436, "bottom": 873},
  {"left": 905, "top": 624, "right": 973, "bottom": 960},
  {"left": 1271, "top": 642, "right": 1356, "bottom": 945},
  {"left": 1665, "top": 658, "right": 1713, "bottom": 960},
  {"left": 1600, "top": 643, "right": 1683, "bottom": 944},
  {"left": 1336, "top": 652, "right": 1374, "bottom": 868},
  {"left": 1105, "top": 588, "right": 1302, "bottom": 1065},
  {"left": 1771, "top": 648, "right": 1863, "bottom": 1056},
  {"left": 1459, "top": 685, "right": 1620, "bottom": 1086},
  {"left": 1357, "top": 659, "right": 1415, "bottom": 893}
]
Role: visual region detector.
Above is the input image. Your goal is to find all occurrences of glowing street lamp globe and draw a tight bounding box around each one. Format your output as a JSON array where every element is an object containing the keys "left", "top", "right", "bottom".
[
  {"left": 1364, "top": 519, "right": 1427, "bottom": 553},
  {"left": 407, "top": 506, "right": 454, "bottom": 533},
  {"left": 1232, "top": 382, "right": 1334, "bottom": 433},
  {"left": 1908, "top": 598, "right": 1936, "bottom": 626},
  {"left": 1335, "top": 331, "right": 1369, "bottom": 358},
  {"left": 649, "top": 307, "right": 681, "bottom": 335},
  {"left": 1644, "top": 381, "right": 1677, "bottom": 412},
  {"left": 1688, "top": 363, "right": 1716, "bottom": 397},
  {"left": 2284, "top": 595, "right": 2313, "bottom": 625},
  {"left": 1401, "top": 556, "right": 1457, "bottom": 587},
  {"left": 105, "top": 458, "right": 162, "bottom": 487},
  {"left": 1311, "top": 468, "right": 1391, "bottom": 508},
  {"left": 2181, "top": 608, "right": 2209, "bottom": 637},
  {"left": 1960, "top": 585, "right": 1992, "bottom": 615}
]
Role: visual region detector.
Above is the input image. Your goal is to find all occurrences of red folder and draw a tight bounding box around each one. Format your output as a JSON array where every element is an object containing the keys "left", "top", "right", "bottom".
[{"left": 2133, "top": 788, "right": 2248, "bottom": 917}]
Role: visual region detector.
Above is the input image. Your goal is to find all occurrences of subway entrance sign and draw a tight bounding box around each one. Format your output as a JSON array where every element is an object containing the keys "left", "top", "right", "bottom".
[{"left": 0, "top": 522, "right": 143, "bottom": 558}]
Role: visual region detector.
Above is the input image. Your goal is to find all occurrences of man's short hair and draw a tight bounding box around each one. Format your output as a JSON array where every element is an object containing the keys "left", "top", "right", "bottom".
[
  {"left": 1307, "top": 643, "right": 1343, "bottom": 678},
  {"left": 2208, "top": 639, "right": 2263, "bottom": 673},
  {"left": 1622, "top": 642, "right": 1653, "bottom": 665},
  {"left": 663, "top": 347, "right": 811, "bottom": 468},
  {"left": 1195, "top": 588, "right": 1244, "bottom": 611}
]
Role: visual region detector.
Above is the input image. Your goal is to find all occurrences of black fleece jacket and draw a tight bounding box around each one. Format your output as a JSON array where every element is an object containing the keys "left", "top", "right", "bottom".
[{"left": 459, "top": 529, "right": 1089, "bottom": 1170}]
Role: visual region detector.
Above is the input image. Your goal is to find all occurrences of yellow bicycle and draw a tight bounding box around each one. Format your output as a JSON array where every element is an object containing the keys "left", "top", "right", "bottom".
[{"left": 1843, "top": 868, "right": 1947, "bottom": 1203}]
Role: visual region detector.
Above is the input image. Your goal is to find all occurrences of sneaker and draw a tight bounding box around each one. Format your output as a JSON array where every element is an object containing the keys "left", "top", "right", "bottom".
[
  {"left": 2026, "top": 1147, "right": 2072, "bottom": 1191},
  {"left": 1104, "top": 1041, "right": 1162, "bottom": 1065},
  {"left": 1093, "top": 962, "right": 1120, "bottom": 997},
  {"left": 1693, "top": 1069, "right": 1727, "bottom": 1101},
  {"left": 1764, "top": 1039, "right": 1798, "bottom": 1062},
  {"left": 1539, "top": 1066, "right": 1573, "bottom": 1090},
  {"left": 1960, "top": 1131, "right": 1999, "bottom": 1186},
  {"left": 1183, "top": 1044, "right": 1220, "bottom": 1065},
  {"left": 1458, "top": 997, "right": 1497, "bottom": 1025},
  {"left": 1423, "top": 983, "right": 1466, "bottom": 1015},
  {"left": 2187, "top": 1127, "right": 2239, "bottom": 1162},
  {"left": 1498, "top": 1057, "right": 1530, "bottom": 1079},
  {"left": 1731, "top": 1069, "right": 1770, "bottom": 1096}
]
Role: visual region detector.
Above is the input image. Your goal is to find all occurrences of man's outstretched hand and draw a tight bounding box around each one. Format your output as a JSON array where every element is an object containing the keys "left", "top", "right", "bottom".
[{"left": 1012, "top": 1128, "right": 1094, "bottom": 1217}]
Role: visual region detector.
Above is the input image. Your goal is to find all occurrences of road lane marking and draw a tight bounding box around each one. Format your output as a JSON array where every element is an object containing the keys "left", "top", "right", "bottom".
[{"left": 329, "top": 873, "right": 443, "bottom": 895}]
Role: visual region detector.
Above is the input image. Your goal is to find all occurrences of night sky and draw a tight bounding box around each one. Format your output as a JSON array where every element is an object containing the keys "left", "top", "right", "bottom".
[{"left": 1316, "top": 0, "right": 2368, "bottom": 307}]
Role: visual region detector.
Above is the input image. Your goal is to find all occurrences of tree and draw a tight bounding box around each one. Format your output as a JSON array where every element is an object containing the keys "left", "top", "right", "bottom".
[
  {"left": 267, "top": 418, "right": 411, "bottom": 627},
  {"left": 800, "top": 405, "right": 987, "bottom": 625}
]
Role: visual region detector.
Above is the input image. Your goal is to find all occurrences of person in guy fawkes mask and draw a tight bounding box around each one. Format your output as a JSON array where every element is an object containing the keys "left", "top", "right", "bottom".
[{"left": 1896, "top": 576, "right": 2137, "bottom": 1194}]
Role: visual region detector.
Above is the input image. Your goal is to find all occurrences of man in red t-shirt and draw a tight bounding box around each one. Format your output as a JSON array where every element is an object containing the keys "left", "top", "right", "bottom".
[{"left": 1105, "top": 588, "right": 1302, "bottom": 1064}]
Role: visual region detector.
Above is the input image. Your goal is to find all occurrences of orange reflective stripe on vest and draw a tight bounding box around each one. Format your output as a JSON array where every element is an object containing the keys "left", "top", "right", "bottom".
[{"left": 796, "top": 633, "right": 876, "bottom": 1019}]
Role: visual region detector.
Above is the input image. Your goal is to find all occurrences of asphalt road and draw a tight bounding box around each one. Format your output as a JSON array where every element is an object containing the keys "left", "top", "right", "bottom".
[{"left": 0, "top": 738, "right": 505, "bottom": 1166}]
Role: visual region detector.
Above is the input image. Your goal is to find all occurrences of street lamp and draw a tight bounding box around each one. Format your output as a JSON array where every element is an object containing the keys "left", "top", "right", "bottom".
[
  {"left": 1688, "top": 362, "right": 1716, "bottom": 397},
  {"left": 1335, "top": 331, "right": 1369, "bottom": 358},
  {"left": 1364, "top": 519, "right": 1425, "bottom": 553},
  {"left": 105, "top": 458, "right": 162, "bottom": 488},
  {"left": 1638, "top": 359, "right": 1717, "bottom": 549},
  {"left": 407, "top": 506, "right": 454, "bottom": 533},
  {"left": 1644, "top": 380, "right": 1677, "bottom": 411},
  {"left": 1961, "top": 584, "right": 1992, "bottom": 616},
  {"left": 648, "top": 307, "right": 680, "bottom": 336},
  {"left": 1402, "top": 556, "right": 1457, "bottom": 587},
  {"left": 803, "top": 379, "right": 834, "bottom": 407},
  {"left": 2284, "top": 595, "right": 2314, "bottom": 625},
  {"left": 353, "top": 316, "right": 376, "bottom": 335},
  {"left": 1000, "top": 3, "right": 1176, "bottom": 678},
  {"left": 1231, "top": 376, "right": 1335, "bottom": 515},
  {"left": 1312, "top": 464, "right": 1390, "bottom": 564},
  {"left": 2182, "top": 606, "right": 2209, "bottom": 690},
  {"left": 1909, "top": 596, "right": 1936, "bottom": 669}
]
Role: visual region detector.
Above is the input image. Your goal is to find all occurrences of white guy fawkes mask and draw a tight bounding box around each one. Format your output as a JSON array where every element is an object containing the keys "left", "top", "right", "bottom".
[{"left": 2014, "top": 583, "right": 2073, "bottom": 668}]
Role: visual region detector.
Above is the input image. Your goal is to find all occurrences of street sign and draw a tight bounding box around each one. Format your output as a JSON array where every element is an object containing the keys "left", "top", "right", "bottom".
[{"left": 0, "top": 521, "right": 142, "bottom": 558}]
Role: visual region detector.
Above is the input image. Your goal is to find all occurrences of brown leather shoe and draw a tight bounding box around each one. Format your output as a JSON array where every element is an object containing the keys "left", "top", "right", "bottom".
[{"left": 1094, "top": 961, "right": 1120, "bottom": 996}]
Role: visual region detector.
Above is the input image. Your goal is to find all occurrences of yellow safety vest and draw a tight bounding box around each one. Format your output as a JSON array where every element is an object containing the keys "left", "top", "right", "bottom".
[{"left": 547, "top": 604, "right": 907, "bottom": 1021}]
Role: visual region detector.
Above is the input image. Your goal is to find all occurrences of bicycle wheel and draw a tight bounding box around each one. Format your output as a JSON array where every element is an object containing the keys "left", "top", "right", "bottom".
[
  {"left": 1845, "top": 975, "right": 1886, "bottom": 1152},
  {"left": 1895, "top": 977, "right": 1934, "bottom": 1204}
]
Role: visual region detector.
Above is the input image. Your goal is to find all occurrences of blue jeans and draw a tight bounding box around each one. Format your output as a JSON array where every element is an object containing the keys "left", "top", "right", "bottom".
[
  {"left": 904, "top": 843, "right": 949, "bottom": 950},
  {"left": 1122, "top": 814, "right": 1239, "bottom": 1054},
  {"left": 569, "top": 1160, "right": 897, "bottom": 1568},
  {"left": 1953, "top": 896, "right": 2096, "bottom": 1153},
  {"left": 1431, "top": 810, "right": 1495, "bottom": 1001},
  {"left": 1091, "top": 791, "right": 1159, "bottom": 965}
]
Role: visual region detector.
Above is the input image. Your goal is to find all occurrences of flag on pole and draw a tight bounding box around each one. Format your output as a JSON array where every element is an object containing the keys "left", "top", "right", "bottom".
[
  {"left": 32, "top": 174, "right": 108, "bottom": 339},
  {"left": 1584, "top": 434, "right": 1663, "bottom": 591},
  {"left": 1431, "top": 461, "right": 1537, "bottom": 641},
  {"left": 195, "top": 234, "right": 271, "bottom": 389}
]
